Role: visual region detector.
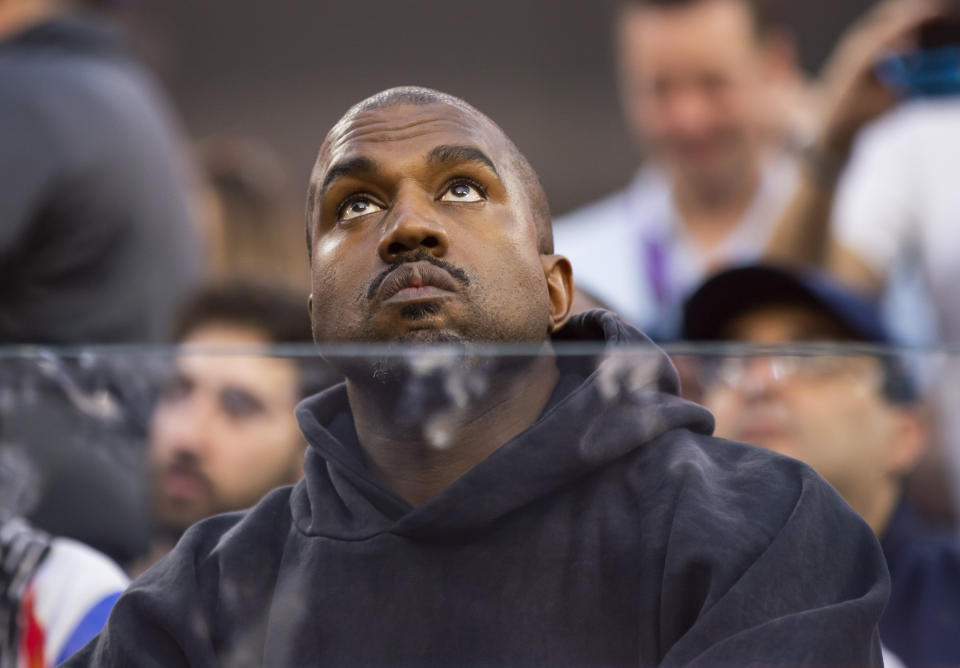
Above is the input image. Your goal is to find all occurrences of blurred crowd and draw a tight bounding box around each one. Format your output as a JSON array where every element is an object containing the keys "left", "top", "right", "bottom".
[{"left": 1, "top": 0, "right": 960, "bottom": 665}]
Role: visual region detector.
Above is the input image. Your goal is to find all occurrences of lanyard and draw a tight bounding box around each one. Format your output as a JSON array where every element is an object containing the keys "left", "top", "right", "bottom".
[{"left": 642, "top": 235, "right": 672, "bottom": 312}]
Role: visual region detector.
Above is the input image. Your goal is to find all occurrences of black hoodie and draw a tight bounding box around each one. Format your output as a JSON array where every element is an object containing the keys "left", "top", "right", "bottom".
[{"left": 69, "top": 311, "right": 888, "bottom": 667}]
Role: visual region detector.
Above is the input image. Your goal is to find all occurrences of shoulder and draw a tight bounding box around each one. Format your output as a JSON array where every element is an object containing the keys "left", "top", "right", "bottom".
[
  {"left": 171, "top": 486, "right": 295, "bottom": 579},
  {"left": 121, "top": 486, "right": 295, "bottom": 615},
  {"left": 632, "top": 430, "right": 862, "bottom": 558},
  {"left": 886, "top": 513, "right": 960, "bottom": 589},
  {"left": 86, "top": 487, "right": 296, "bottom": 665},
  {"left": 851, "top": 100, "right": 960, "bottom": 166}
]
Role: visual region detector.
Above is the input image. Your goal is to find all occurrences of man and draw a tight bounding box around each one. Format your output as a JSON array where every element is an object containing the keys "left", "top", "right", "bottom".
[
  {"left": 683, "top": 263, "right": 960, "bottom": 668},
  {"left": 554, "top": 0, "right": 804, "bottom": 336},
  {"left": 137, "top": 281, "right": 336, "bottom": 572},
  {"left": 0, "top": 0, "right": 200, "bottom": 343},
  {"left": 71, "top": 87, "right": 887, "bottom": 667}
]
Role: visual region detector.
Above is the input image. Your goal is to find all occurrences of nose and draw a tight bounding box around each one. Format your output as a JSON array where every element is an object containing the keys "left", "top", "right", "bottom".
[
  {"left": 377, "top": 188, "right": 449, "bottom": 264},
  {"left": 665, "top": 85, "right": 716, "bottom": 139},
  {"left": 152, "top": 393, "right": 211, "bottom": 460},
  {"left": 737, "top": 357, "right": 788, "bottom": 399}
]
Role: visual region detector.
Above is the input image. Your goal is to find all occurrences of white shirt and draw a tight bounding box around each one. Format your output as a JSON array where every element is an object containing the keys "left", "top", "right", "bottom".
[
  {"left": 834, "top": 99, "right": 960, "bottom": 344},
  {"left": 553, "top": 155, "right": 797, "bottom": 338}
]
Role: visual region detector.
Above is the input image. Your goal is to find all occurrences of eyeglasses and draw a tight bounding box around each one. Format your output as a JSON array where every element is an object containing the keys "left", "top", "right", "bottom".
[{"left": 699, "top": 354, "right": 883, "bottom": 391}]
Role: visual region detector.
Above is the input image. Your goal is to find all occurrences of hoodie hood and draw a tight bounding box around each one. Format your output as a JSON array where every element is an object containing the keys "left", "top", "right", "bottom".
[{"left": 293, "top": 310, "right": 714, "bottom": 540}]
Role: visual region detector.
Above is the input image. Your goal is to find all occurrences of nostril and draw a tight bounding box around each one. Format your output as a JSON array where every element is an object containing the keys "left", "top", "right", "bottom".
[
  {"left": 422, "top": 236, "right": 439, "bottom": 248},
  {"left": 387, "top": 242, "right": 407, "bottom": 255}
]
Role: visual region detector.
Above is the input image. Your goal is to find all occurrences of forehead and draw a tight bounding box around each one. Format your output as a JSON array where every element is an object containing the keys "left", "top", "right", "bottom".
[
  {"left": 317, "top": 103, "right": 504, "bottom": 176},
  {"left": 722, "top": 304, "right": 852, "bottom": 343},
  {"left": 174, "top": 325, "right": 299, "bottom": 399},
  {"left": 619, "top": 0, "right": 758, "bottom": 65}
]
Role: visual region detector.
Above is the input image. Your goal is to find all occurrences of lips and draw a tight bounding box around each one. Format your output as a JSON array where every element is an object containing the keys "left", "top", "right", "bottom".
[
  {"left": 377, "top": 262, "right": 460, "bottom": 303},
  {"left": 159, "top": 467, "right": 211, "bottom": 502}
]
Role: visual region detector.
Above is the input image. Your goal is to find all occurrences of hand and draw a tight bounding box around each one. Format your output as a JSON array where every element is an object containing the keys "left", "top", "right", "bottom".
[{"left": 815, "top": 0, "right": 945, "bottom": 156}]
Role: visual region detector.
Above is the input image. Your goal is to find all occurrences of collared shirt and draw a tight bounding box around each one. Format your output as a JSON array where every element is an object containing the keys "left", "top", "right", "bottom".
[{"left": 553, "top": 156, "right": 797, "bottom": 339}]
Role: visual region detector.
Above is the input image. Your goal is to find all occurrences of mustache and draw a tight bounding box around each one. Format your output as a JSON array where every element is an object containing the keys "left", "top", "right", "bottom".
[
  {"left": 366, "top": 251, "right": 470, "bottom": 301},
  {"left": 162, "top": 453, "right": 212, "bottom": 489}
]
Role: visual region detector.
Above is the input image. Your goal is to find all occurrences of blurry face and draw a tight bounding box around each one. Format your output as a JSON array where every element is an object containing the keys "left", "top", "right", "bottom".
[
  {"left": 308, "top": 102, "right": 559, "bottom": 345},
  {"left": 703, "top": 306, "right": 914, "bottom": 504},
  {"left": 149, "top": 324, "right": 305, "bottom": 536},
  {"left": 618, "top": 0, "right": 769, "bottom": 196}
]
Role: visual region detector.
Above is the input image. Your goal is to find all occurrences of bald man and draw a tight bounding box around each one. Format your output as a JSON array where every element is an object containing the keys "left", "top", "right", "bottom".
[{"left": 69, "top": 88, "right": 887, "bottom": 667}]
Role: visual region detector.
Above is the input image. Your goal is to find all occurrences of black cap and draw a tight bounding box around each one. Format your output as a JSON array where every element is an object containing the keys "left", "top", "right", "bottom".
[{"left": 682, "top": 264, "right": 890, "bottom": 343}]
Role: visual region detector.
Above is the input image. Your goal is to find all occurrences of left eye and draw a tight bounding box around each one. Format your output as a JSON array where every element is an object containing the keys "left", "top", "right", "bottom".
[{"left": 440, "top": 182, "right": 484, "bottom": 203}]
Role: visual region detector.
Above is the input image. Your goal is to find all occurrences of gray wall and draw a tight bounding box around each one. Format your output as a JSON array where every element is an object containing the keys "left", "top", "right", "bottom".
[{"left": 128, "top": 0, "right": 875, "bottom": 217}]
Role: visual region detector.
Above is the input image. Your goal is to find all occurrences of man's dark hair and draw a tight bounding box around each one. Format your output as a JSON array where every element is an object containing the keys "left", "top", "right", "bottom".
[
  {"left": 172, "top": 280, "right": 311, "bottom": 345},
  {"left": 620, "top": 0, "right": 785, "bottom": 35},
  {"left": 305, "top": 87, "right": 553, "bottom": 259},
  {"left": 171, "top": 280, "right": 338, "bottom": 398}
]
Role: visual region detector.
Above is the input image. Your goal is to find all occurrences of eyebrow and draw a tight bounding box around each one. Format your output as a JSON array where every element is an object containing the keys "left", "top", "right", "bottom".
[
  {"left": 427, "top": 145, "right": 499, "bottom": 176},
  {"left": 320, "top": 156, "right": 380, "bottom": 195}
]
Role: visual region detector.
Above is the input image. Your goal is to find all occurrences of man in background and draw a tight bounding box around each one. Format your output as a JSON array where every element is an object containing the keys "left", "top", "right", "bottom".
[
  {"left": 683, "top": 263, "right": 960, "bottom": 668},
  {"left": 136, "top": 281, "right": 336, "bottom": 572},
  {"left": 555, "top": 0, "right": 804, "bottom": 337},
  {"left": 0, "top": 0, "right": 200, "bottom": 343}
]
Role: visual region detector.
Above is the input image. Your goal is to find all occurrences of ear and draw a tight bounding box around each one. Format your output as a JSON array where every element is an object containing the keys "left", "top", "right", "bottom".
[
  {"left": 541, "top": 254, "right": 574, "bottom": 333},
  {"left": 307, "top": 293, "right": 313, "bottom": 316},
  {"left": 885, "top": 405, "right": 929, "bottom": 477}
]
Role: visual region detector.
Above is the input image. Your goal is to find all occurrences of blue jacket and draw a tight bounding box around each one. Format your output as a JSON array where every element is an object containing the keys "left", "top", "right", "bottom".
[{"left": 881, "top": 502, "right": 960, "bottom": 667}]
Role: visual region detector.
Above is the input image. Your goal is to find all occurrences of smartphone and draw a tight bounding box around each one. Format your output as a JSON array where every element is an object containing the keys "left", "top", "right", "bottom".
[{"left": 875, "top": 15, "right": 960, "bottom": 98}]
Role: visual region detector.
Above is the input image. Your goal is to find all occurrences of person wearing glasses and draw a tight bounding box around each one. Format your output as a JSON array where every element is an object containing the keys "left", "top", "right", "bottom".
[{"left": 682, "top": 263, "right": 960, "bottom": 668}]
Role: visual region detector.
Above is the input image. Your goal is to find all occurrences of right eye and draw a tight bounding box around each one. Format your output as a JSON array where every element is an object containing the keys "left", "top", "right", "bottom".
[{"left": 338, "top": 196, "right": 384, "bottom": 222}]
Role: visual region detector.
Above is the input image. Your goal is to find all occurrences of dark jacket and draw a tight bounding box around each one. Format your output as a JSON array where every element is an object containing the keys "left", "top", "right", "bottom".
[
  {"left": 881, "top": 502, "right": 960, "bottom": 668},
  {"left": 0, "top": 13, "right": 199, "bottom": 343},
  {"left": 69, "top": 312, "right": 889, "bottom": 667}
]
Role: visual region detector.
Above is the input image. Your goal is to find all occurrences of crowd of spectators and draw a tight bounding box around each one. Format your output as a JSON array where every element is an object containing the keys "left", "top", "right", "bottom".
[{"left": 0, "top": 0, "right": 958, "bottom": 665}]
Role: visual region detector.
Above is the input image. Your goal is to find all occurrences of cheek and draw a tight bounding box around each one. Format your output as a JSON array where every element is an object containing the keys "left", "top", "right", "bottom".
[
  {"left": 147, "top": 409, "right": 180, "bottom": 464},
  {"left": 208, "top": 417, "right": 301, "bottom": 487},
  {"left": 702, "top": 390, "right": 740, "bottom": 439},
  {"left": 787, "top": 391, "right": 885, "bottom": 466}
]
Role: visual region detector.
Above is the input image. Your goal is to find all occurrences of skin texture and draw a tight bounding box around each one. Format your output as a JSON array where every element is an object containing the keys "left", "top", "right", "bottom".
[
  {"left": 148, "top": 324, "right": 305, "bottom": 538},
  {"left": 306, "top": 93, "right": 574, "bottom": 506},
  {"left": 702, "top": 304, "right": 926, "bottom": 534},
  {"left": 617, "top": 0, "right": 781, "bottom": 211}
]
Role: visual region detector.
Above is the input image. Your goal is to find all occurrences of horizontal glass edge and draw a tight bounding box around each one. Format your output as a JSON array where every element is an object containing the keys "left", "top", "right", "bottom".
[{"left": 0, "top": 341, "right": 952, "bottom": 359}]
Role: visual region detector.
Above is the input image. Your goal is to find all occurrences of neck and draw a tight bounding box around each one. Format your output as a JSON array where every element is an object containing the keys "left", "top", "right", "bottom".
[
  {"left": 347, "top": 351, "right": 560, "bottom": 507},
  {"left": 672, "top": 162, "right": 761, "bottom": 258},
  {"left": 0, "top": 0, "right": 63, "bottom": 42},
  {"left": 854, "top": 480, "right": 901, "bottom": 538}
]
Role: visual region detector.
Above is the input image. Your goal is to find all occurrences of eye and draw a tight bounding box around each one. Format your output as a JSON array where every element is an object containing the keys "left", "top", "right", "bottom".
[
  {"left": 219, "top": 387, "right": 264, "bottom": 419},
  {"left": 338, "top": 195, "right": 384, "bottom": 222},
  {"left": 440, "top": 181, "right": 485, "bottom": 203}
]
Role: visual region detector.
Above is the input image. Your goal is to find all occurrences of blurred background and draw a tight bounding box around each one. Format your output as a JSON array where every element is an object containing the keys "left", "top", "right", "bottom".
[{"left": 123, "top": 0, "right": 873, "bottom": 217}]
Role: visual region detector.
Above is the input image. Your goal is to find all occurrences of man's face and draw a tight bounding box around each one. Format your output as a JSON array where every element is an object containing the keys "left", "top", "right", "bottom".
[
  {"left": 308, "top": 102, "right": 555, "bottom": 345},
  {"left": 618, "top": 0, "right": 770, "bottom": 195},
  {"left": 148, "top": 324, "right": 305, "bottom": 535},
  {"left": 702, "top": 305, "right": 916, "bottom": 505}
]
